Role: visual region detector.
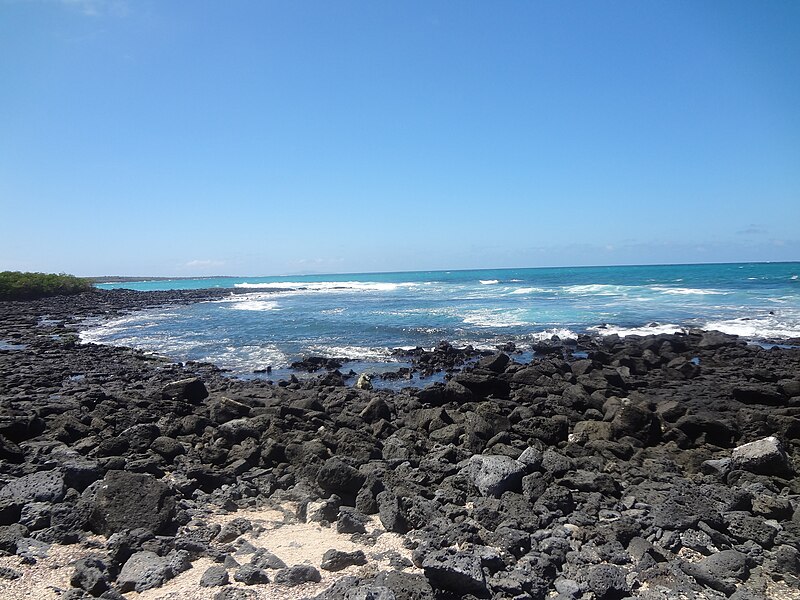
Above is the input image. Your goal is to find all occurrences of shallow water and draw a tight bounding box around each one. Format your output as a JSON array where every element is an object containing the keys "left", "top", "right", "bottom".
[{"left": 84, "top": 262, "right": 800, "bottom": 375}]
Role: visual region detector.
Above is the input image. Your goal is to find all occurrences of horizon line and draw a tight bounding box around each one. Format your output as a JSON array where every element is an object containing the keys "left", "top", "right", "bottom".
[{"left": 88, "top": 259, "right": 800, "bottom": 282}]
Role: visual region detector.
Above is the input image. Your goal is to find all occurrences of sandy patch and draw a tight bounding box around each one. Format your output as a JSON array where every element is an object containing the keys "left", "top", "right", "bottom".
[{"left": 0, "top": 505, "right": 418, "bottom": 600}]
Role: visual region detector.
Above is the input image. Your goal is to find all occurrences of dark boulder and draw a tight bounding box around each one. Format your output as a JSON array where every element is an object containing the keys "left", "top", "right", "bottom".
[
  {"left": 89, "top": 471, "right": 175, "bottom": 536},
  {"left": 317, "top": 457, "right": 366, "bottom": 500},
  {"left": 477, "top": 353, "right": 510, "bottom": 373},
  {"left": 0, "top": 470, "right": 66, "bottom": 504},
  {"left": 422, "top": 548, "right": 487, "bottom": 596},
  {"left": 320, "top": 548, "right": 367, "bottom": 571},
  {"left": 234, "top": 564, "right": 270, "bottom": 584},
  {"left": 70, "top": 556, "right": 110, "bottom": 596},
  {"left": 116, "top": 551, "right": 175, "bottom": 593},
  {"left": 200, "top": 565, "right": 230, "bottom": 587},
  {"left": 585, "top": 564, "right": 629, "bottom": 600},
  {"left": 161, "top": 377, "right": 208, "bottom": 403},
  {"left": 273, "top": 564, "right": 321, "bottom": 586},
  {"left": 462, "top": 455, "right": 525, "bottom": 498}
]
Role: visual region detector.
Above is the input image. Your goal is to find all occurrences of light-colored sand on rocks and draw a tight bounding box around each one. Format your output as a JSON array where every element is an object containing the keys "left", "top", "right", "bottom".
[{"left": 0, "top": 505, "right": 418, "bottom": 600}]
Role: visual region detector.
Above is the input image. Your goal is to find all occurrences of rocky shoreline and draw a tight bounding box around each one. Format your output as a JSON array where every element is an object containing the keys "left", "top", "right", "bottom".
[{"left": 1, "top": 289, "right": 799, "bottom": 600}]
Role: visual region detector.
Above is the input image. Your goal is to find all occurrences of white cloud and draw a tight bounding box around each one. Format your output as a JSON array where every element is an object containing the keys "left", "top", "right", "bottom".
[
  {"left": 57, "top": 0, "right": 129, "bottom": 17},
  {"left": 185, "top": 259, "right": 225, "bottom": 269}
]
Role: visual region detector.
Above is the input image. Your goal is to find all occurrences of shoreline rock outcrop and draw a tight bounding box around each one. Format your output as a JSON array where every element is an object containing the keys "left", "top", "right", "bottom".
[{"left": 0, "top": 290, "right": 798, "bottom": 599}]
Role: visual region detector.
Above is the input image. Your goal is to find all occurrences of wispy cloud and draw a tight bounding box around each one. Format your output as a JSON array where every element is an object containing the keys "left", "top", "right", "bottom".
[
  {"left": 736, "top": 224, "right": 767, "bottom": 236},
  {"left": 185, "top": 259, "right": 225, "bottom": 269},
  {"left": 57, "top": 0, "right": 129, "bottom": 17},
  {"left": 295, "top": 257, "right": 344, "bottom": 266}
]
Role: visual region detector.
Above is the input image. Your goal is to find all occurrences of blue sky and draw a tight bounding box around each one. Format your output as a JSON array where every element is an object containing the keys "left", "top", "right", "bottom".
[{"left": 1, "top": 0, "right": 799, "bottom": 276}]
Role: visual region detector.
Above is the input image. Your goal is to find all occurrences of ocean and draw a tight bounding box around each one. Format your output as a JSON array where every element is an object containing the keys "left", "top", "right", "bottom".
[{"left": 82, "top": 262, "right": 800, "bottom": 382}]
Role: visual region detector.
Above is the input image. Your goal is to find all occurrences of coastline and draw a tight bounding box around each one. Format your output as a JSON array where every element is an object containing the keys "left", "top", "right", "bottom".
[{"left": 1, "top": 290, "right": 799, "bottom": 599}]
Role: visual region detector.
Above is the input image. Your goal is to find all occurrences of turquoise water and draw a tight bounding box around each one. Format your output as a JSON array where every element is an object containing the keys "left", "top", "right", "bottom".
[{"left": 84, "top": 262, "right": 800, "bottom": 375}]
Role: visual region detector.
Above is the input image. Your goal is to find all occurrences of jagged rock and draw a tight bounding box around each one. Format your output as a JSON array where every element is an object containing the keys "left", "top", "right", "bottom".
[
  {"left": 70, "top": 556, "right": 110, "bottom": 596},
  {"left": 725, "top": 512, "right": 778, "bottom": 548},
  {"left": 0, "top": 470, "right": 65, "bottom": 504},
  {"left": 214, "top": 589, "right": 258, "bottom": 600},
  {"left": 462, "top": 454, "right": 526, "bottom": 497},
  {"left": 214, "top": 518, "right": 252, "bottom": 543},
  {"left": 731, "top": 436, "right": 789, "bottom": 474},
  {"left": 320, "top": 548, "right": 367, "bottom": 571},
  {"left": 209, "top": 397, "right": 251, "bottom": 424},
  {"left": 273, "top": 564, "right": 321, "bottom": 586},
  {"left": 89, "top": 471, "right": 175, "bottom": 536},
  {"left": 337, "top": 507, "right": 368, "bottom": 534},
  {"left": 317, "top": 457, "right": 366, "bottom": 499},
  {"left": 200, "top": 565, "right": 230, "bottom": 587},
  {"left": 680, "top": 550, "right": 747, "bottom": 595},
  {"left": 422, "top": 548, "right": 487, "bottom": 596},
  {"left": 377, "top": 491, "right": 408, "bottom": 534},
  {"left": 150, "top": 436, "right": 185, "bottom": 459},
  {"left": 477, "top": 352, "right": 510, "bottom": 373},
  {"left": 234, "top": 564, "right": 270, "bottom": 584},
  {"left": 117, "top": 551, "right": 174, "bottom": 593},
  {"left": 585, "top": 564, "right": 629, "bottom": 600},
  {"left": 161, "top": 377, "right": 209, "bottom": 402},
  {"left": 569, "top": 421, "right": 612, "bottom": 443},
  {"left": 250, "top": 549, "right": 287, "bottom": 570},
  {"left": 0, "top": 523, "right": 29, "bottom": 554},
  {"left": 0, "top": 565, "right": 22, "bottom": 580}
]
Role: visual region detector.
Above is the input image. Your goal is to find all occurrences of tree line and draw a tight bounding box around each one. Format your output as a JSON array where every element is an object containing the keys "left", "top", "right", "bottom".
[{"left": 0, "top": 271, "right": 94, "bottom": 300}]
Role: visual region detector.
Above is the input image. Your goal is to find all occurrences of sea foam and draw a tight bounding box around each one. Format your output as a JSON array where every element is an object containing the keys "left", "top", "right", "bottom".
[
  {"left": 588, "top": 323, "right": 685, "bottom": 337},
  {"left": 233, "top": 281, "right": 418, "bottom": 292}
]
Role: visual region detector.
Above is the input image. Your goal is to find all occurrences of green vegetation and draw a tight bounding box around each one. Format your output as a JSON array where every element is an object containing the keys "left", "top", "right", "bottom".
[{"left": 0, "top": 271, "right": 94, "bottom": 300}]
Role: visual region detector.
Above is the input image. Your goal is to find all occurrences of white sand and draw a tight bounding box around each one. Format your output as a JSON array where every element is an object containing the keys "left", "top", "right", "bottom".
[{"left": 0, "top": 505, "right": 419, "bottom": 600}]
